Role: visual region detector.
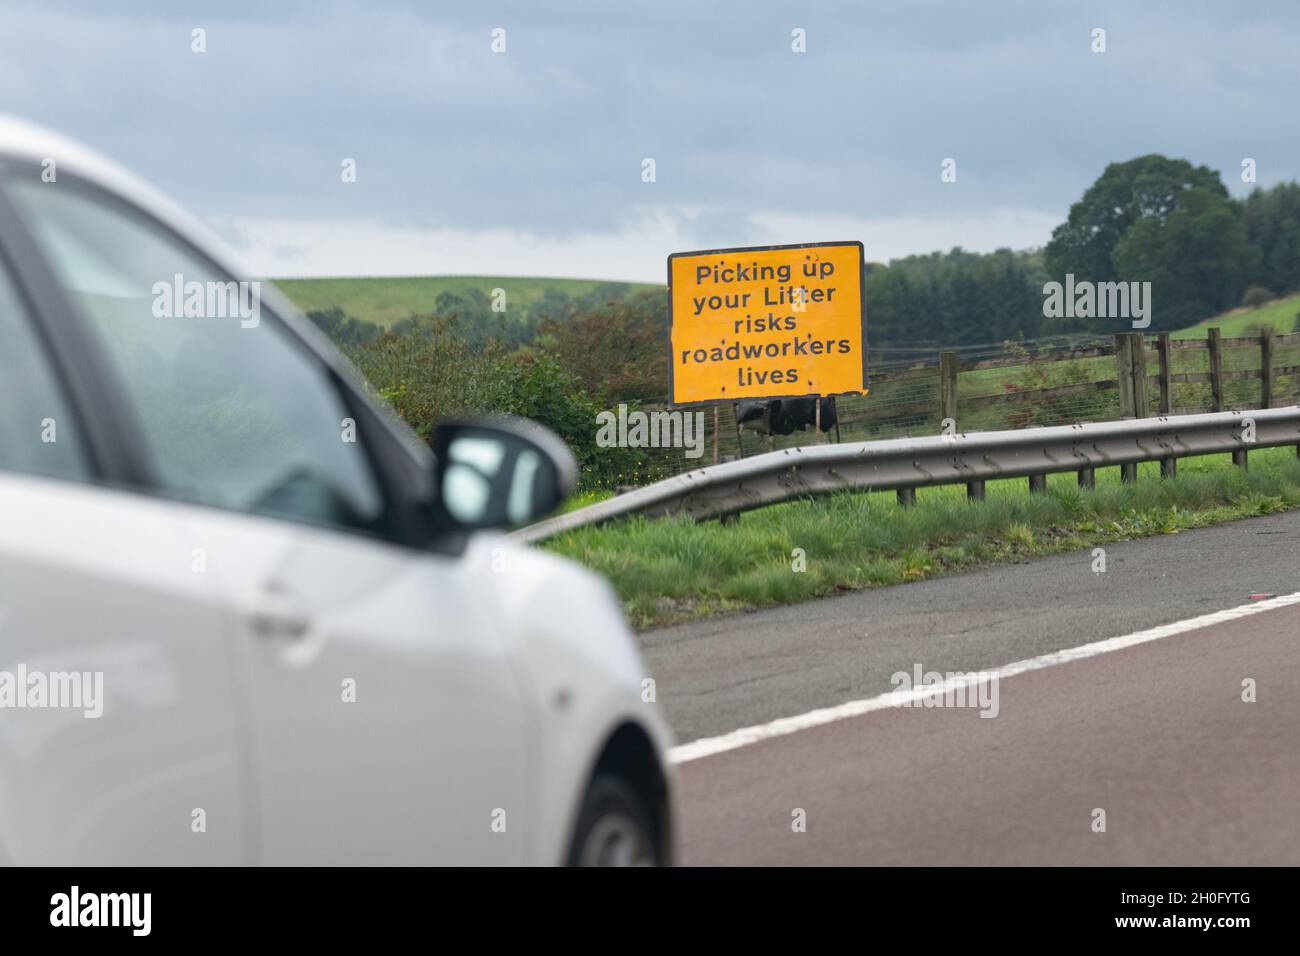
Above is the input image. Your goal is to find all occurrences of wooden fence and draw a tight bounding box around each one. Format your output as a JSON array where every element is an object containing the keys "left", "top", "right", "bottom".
[{"left": 611, "top": 328, "right": 1300, "bottom": 484}]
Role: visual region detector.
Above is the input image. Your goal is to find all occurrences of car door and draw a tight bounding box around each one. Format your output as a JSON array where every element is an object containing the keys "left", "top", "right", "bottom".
[
  {"left": 3, "top": 172, "right": 533, "bottom": 864},
  {"left": 0, "top": 188, "right": 245, "bottom": 865}
]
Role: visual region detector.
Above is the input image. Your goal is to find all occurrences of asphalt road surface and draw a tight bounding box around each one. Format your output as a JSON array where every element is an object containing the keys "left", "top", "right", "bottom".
[{"left": 640, "top": 510, "right": 1300, "bottom": 865}]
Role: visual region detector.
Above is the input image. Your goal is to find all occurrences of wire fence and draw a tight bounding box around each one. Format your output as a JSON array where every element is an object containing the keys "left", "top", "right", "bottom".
[{"left": 598, "top": 329, "right": 1300, "bottom": 486}]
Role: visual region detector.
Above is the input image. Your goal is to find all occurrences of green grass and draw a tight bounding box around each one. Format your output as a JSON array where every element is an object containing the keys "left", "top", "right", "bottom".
[
  {"left": 544, "top": 447, "right": 1300, "bottom": 630},
  {"left": 1172, "top": 293, "right": 1300, "bottom": 339},
  {"left": 268, "top": 275, "right": 656, "bottom": 328},
  {"left": 558, "top": 489, "right": 615, "bottom": 513}
]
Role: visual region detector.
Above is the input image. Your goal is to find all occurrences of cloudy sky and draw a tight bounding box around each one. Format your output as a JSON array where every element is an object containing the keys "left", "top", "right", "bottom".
[{"left": 2, "top": 0, "right": 1296, "bottom": 281}]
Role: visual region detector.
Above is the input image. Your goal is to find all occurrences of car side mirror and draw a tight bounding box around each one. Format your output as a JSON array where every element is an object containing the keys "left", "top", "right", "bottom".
[{"left": 431, "top": 417, "right": 577, "bottom": 531}]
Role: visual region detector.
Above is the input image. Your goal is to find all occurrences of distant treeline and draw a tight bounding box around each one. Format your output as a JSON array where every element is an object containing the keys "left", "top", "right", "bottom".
[
  {"left": 311, "top": 155, "right": 1300, "bottom": 362},
  {"left": 865, "top": 157, "right": 1300, "bottom": 344},
  {"left": 306, "top": 282, "right": 640, "bottom": 350}
]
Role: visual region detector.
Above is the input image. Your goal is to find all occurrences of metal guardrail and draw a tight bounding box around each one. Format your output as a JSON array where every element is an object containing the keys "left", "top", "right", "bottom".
[{"left": 513, "top": 407, "right": 1300, "bottom": 544}]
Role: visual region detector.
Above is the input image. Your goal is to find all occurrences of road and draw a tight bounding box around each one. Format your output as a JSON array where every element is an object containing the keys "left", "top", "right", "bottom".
[{"left": 639, "top": 510, "right": 1300, "bottom": 865}]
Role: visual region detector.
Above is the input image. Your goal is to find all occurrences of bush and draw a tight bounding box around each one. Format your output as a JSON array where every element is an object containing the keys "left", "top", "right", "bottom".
[
  {"left": 999, "top": 340, "right": 1094, "bottom": 427},
  {"left": 344, "top": 329, "right": 657, "bottom": 492},
  {"left": 306, "top": 307, "right": 382, "bottom": 346},
  {"left": 496, "top": 352, "right": 656, "bottom": 490},
  {"left": 1242, "top": 285, "right": 1276, "bottom": 308},
  {"left": 342, "top": 321, "right": 512, "bottom": 440},
  {"left": 542, "top": 289, "right": 668, "bottom": 403}
]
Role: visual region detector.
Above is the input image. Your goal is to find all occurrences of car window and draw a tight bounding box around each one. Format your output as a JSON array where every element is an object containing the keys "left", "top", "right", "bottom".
[
  {"left": 6, "top": 178, "right": 385, "bottom": 534},
  {"left": 0, "top": 255, "right": 90, "bottom": 482}
]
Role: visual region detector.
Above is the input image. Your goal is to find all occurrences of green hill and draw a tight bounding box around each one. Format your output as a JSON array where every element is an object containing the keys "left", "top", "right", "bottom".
[
  {"left": 269, "top": 275, "right": 658, "bottom": 327},
  {"left": 1172, "top": 293, "right": 1300, "bottom": 339}
]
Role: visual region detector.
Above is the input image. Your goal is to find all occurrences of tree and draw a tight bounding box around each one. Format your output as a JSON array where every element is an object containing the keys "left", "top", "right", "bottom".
[
  {"left": 305, "top": 307, "right": 381, "bottom": 346},
  {"left": 1045, "top": 155, "right": 1227, "bottom": 284},
  {"left": 543, "top": 289, "right": 668, "bottom": 402},
  {"left": 1243, "top": 182, "right": 1300, "bottom": 295},
  {"left": 1111, "top": 186, "right": 1254, "bottom": 330},
  {"left": 860, "top": 248, "right": 1043, "bottom": 347},
  {"left": 1045, "top": 155, "right": 1250, "bottom": 332}
]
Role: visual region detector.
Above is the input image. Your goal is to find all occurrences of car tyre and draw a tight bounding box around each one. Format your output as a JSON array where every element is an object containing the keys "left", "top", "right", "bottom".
[{"left": 567, "top": 773, "right": 661, "bottom": 866}]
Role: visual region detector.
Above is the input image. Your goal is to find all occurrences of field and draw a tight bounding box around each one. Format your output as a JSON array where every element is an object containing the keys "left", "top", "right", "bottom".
[
  {"left": 1172, "top": 293, "right": 1300, "bottom": 339},
  {"left": 269, "top": 275, "right": 657, "bottom": 327}
]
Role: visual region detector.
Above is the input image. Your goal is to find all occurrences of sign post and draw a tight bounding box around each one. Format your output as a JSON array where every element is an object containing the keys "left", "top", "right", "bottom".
[{"left": 667, "top": 241, "right": 868, "bottom": 407}]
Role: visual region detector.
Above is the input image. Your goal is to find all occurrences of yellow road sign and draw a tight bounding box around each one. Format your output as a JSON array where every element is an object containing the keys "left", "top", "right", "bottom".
[{"left": 667, "top": 241, "right": 868, "bottom": 405}]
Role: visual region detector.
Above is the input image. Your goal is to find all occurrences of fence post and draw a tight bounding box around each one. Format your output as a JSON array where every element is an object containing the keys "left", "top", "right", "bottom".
[
  {"left": 1114, "top": 333, "right": 1138, "bottom": 482},
  {"left": 712, "top": 405, "right": 720, "bottom": 464},
  {"left": 1131, "top": 332, "right": 1150, "bottom": 483},
  {"left": 1157, "top": 332, "right": 1176, "bottom": 478},
  {"left": 939, "top": 351, "right": 959, "bottom": 431},
  {"left": 1131, "top": 332, "right": 1149, "bottom": 417},
  {"left": 897, "top": 487, "right": 916, "bottom": 507},
  {"left": 1261, "top": 326, "right": 1274, "bottom": 409},
  {"left": 732, "top": 403, "right": 745, "bottom": 459},
  {"left": 1207, "top": 327, "right": 1224, "bottom": 412},
  {"left": 1157, "top": 332, "right": 1172, "bottom": 414},
  {"left": 1115, "top": 333, "right": 1136, "bottom": 418}
]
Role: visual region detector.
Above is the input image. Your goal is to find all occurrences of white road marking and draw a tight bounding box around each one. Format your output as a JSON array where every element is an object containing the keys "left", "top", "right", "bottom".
[{"left": 669, "top": 590, "right": 1300, "bottom": 764}]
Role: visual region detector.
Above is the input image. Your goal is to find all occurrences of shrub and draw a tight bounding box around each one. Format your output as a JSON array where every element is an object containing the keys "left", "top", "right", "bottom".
[
  {"left": 496, "top": 352, "right": 656, "bottom": 490},
  {"left": 542, "top": 289, "right": 668, "bottom": 403},
  {"left": 342, "top": 321, "right": 512, "bottom": 440},
  {"left": 1242, "top": 285, "right": 1276, "bottom": 308},
  {"left": 306, "top": 307, "right": 382, "bottom": 346},
  {"left": 344, "top": 330, "right": 657, "bottom": 492},
  {"left": 999, "top": 340, "right": 1095, "bottom": 427}
]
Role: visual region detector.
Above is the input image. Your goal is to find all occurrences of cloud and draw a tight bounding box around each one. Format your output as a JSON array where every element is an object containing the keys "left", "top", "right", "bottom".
[
  {"left": 3, "top": 0, "right": 1298, "bottom": 277},
  {"left": 219, "top": 204, "right": 1059, "bottom": 282}
]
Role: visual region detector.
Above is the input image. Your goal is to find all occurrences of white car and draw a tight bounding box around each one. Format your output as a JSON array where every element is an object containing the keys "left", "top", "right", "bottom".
[{"left": 0, "top": 115, "right": 674, "bottom": 866}]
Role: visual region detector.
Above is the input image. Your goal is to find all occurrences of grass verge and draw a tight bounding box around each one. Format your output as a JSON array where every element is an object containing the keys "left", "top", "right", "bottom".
[{"left": 543, "top": 447, "right": 1300, "bottom": 630}]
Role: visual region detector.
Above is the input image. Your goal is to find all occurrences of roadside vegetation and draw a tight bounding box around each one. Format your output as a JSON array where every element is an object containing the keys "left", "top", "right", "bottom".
[
  {"left": 269, "top": 155, "right": 1300, "bottom": 498},
  {"left": 340, "top": 324, "right": 660, "bottom": 491},
  {"left": 543, "top": 448, "right": 1300, "bottom": 629}
]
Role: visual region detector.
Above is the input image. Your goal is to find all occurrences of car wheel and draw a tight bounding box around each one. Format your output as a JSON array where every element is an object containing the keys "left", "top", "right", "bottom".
[{"left": 567, "top": 774, "right": 661, "bottom": 866}]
